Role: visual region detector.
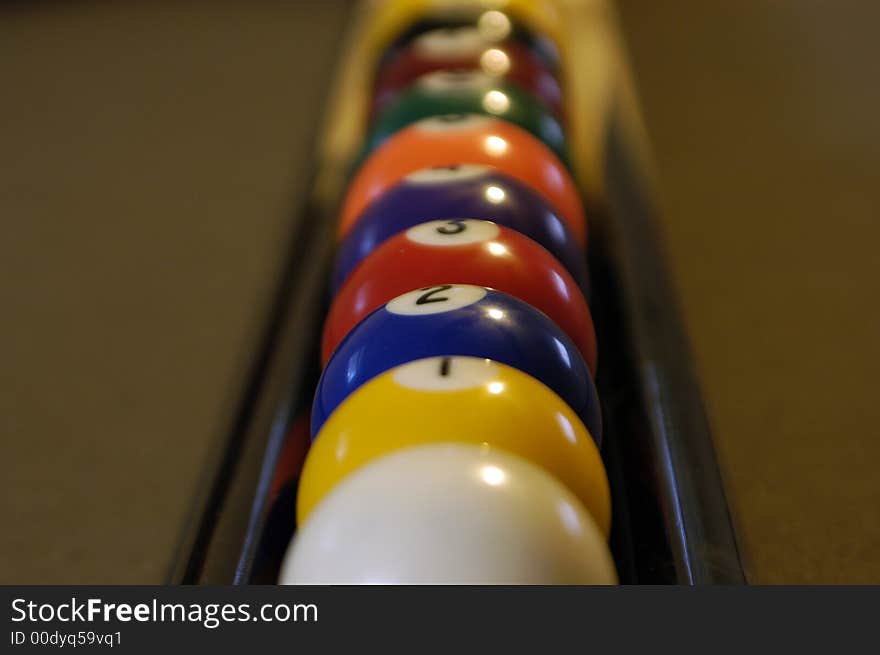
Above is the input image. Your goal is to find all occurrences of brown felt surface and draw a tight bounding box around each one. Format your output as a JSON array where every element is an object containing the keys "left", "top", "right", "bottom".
[
  {"left": 617, "top": 0, "right": 880, "bottom": 583},
  {"left": 2, "top": 0, "right": 878, "bottom": 583},
  {"left": 0, "top": 0, "right": 350, "bottom": 583}
]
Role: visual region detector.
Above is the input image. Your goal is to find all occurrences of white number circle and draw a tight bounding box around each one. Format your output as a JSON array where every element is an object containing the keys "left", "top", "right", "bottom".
[
  {"left": 392, "top": 356, "right": 500, "bottom": 391},
  {"left": 415, "top": 114, "right": 492, "bottom": 133},
  {"left": 413, "top": 27, "right": 485, "bottom": 59},
  {"left": 385, "top": 284, "right": 487, "bottom": 316},
  {"left": 405, "top": 164, "right": 491, "bottom": 184},
  {"left": 419, "top": 70, "right": 488, "bottom": 92},
  {"left": 406, "top": 219, "right": 499, "bottom": 246}
]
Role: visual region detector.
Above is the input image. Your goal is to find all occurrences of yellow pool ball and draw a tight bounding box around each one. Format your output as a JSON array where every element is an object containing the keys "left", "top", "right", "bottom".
[
  {"left": 361, "top": 0, "right": 569, "bottom": 68},
  {"left": 297, "top": 356, "right": 610, "bottom": 535}
]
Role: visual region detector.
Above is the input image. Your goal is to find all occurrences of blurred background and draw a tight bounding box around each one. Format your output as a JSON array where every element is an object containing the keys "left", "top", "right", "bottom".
[{"left": 1, "top": 0, "right": 878, "bottom": 583}]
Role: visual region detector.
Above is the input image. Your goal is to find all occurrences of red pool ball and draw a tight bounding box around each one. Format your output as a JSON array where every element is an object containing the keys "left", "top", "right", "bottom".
[
  {"left": 321, "top": 218, "right": 597, "bottom": 373},
  {"left": 268, "top": 413, "right": 311, "bottom": 503},
  {"left": 338, "top": 114, "right": 587, "bottom": 247},
  {"left": 372, "top": 25, "right": 564, "bottom": 120}
]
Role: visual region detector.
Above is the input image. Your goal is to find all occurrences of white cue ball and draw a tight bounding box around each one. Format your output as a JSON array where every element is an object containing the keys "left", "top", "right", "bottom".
[{"left": 279, "top": 443, "right": 617, "bottom": 585}]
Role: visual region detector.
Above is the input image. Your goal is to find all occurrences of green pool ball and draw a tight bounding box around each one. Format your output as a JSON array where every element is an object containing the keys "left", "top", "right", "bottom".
[{"left": 365, "top": 70, "right": 570, "bottom": 168}]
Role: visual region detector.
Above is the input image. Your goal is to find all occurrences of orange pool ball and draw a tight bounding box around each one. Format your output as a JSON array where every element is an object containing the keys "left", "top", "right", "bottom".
[{"left": 338, "top": 114, "right": 587, "bottom": 246}]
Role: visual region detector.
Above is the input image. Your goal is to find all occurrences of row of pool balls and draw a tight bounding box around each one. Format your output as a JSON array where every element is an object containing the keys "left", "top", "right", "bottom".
[{"left": 279, "top": 2, "right": 618, "bottom": 584}]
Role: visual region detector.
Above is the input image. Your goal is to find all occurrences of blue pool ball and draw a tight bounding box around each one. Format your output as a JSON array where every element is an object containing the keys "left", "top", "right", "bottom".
[
  {"left": 332, "top": 164, "right": 589, "bottom": 293},
  {"left": 311, "top": 285, "right": 601, "bottom": 444}
]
